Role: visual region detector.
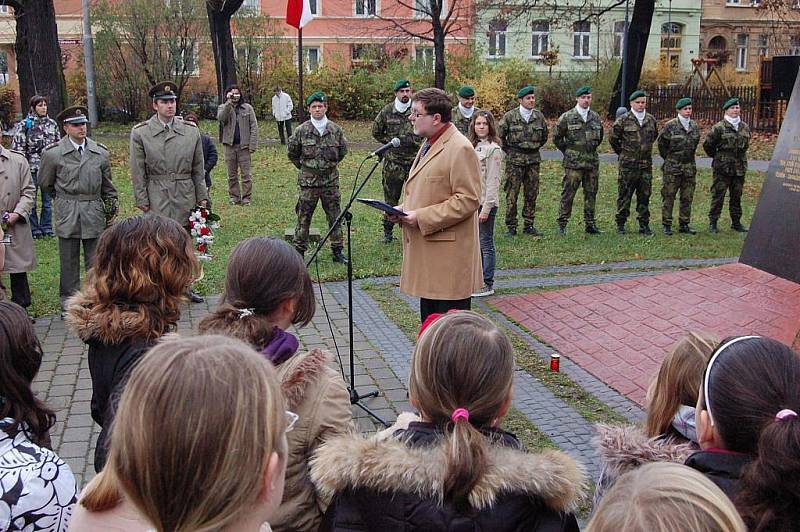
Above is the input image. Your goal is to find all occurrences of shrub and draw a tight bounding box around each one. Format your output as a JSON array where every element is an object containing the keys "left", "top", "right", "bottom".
[{"left": 0, "top": 85, "right": 16, "bottom": 131}]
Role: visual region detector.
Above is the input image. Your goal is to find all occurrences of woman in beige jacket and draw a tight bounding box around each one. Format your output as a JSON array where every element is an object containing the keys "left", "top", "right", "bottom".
[{"left": 199, "top": 236, "right": 352, "bottom": 532}]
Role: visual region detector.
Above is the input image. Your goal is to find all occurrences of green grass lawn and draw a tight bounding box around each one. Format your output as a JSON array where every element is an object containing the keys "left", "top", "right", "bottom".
[{"left": 16, "top": 119, "right": 762, "bottom": 316}]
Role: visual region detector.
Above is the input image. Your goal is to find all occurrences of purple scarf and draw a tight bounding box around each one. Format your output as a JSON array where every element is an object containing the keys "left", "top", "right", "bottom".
[{"left": 260, "top": 327, "right": 299, "bottom": 365}]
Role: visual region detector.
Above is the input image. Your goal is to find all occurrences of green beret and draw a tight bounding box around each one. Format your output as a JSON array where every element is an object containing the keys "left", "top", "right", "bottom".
[
  {"left": 458, "top": 85, "right": 475, "bottom": 98},
  {"left": 393, "top": 79, "right": 410, "bottom": 92},
  {"left": 575, "top": 85, "right": 592, "bottom": 97},
  {"left": 517, "top": 85, "right": 535, "bottom": 99},
  {"left": 628, "top": 90, "right": 647, "bottom": 102},
  {"left": 722, "top": 97, "right": 739, "bottom": 110},
  {"left": 306, "top": 91, "right": 326, "bottom": 106},
  {"left": 675, "top": 97, "right": 692, "bottom": 110}
]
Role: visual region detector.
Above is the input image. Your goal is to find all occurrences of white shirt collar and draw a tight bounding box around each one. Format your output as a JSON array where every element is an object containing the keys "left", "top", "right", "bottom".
[
  {"left": 724, "top": 114, "right": 741, "bottom": 130},
  {"left": 394, "top": 97, "right": 411, "bottom": 113},
  {"left": 677, "top": 114, "right": 692, "bottom": 131},
  {"left": 310, "top": 115, "right": 329, "bottom": 135},
  {"left": 69, "top": 137, "right": 86, "bottom": 152},
  {"left": 631, "top": 109, "right": 646, "bottom": 125},
  {"left": 575, "top": 104, "right": 589, "bottom": 122},
  {"left": 158, "top": 117, "right": 174, "bottom": 129},
  {"left": 458, "top": 103, "right": 475, "bottom": 119},
  {"left": 518, "top": 105, "right": 533, "bottom": 123}
]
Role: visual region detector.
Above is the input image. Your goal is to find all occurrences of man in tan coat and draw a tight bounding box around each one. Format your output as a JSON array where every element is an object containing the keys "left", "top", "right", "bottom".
[
  {"left": 388, "top": 88, "right": 482, "bottom": 322},
  {"left": 217, "top": 85, "right": 258, "bottom": 205},
  {"left": 0, "top": 145, "right": 36, "bottom": 318}
]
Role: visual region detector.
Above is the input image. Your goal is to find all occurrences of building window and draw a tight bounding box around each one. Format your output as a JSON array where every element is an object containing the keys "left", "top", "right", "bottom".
[
  {"left": 758, "top": 34, "right": 769, "bottom": 56},
  {"left": 573, "top": 21, "right": 590, "bottom": 58},
  {"left": 351, "top": 43, "right": 382, "bottom": 63},
  {"left": 660, "top": 22, "right": 682, "bottom": 50},
  {"left": 726, "top": 0, "right": 761, "bottom": 5},
  {"left": 238, "top": 0, "right": 260, "bottom": 15},
  {"left": 171, "top": 44, "right": 199, "bottom": 76},
  {"left": 736, "top": 33, "right": 748, "bottom": 70},
  {"left": 0, "top": 5, "right": 10, "bottom": 15},
  {"left": 488, "top": 20, "right": 507, "bottom": 58},
  {"left": 791, "top": 35, "right": 800, "bottom": 55},
  {"left": 236, "top": 45, "right": 262, "bottom": 74},
  {"left": 415, "top": 46, "right": 434, "bottom": 68},
  {"left": 355, "top": 0, "right": 376, "bottom": 16},
  {"left": 531, "top": 20, "right": 549, "bottom": 57},
  {"left": 301, "top": 47, "right": 320, "bottom": 72},
  {"left": 613, "top": 21, "right": 625, "bottom": 57},
  {"left": 415, "top": 0, "right": 444, "bottom": 18},
  {"left": 0, "top": 51, "right": 7, "bottom": 84},
  {"left": 309, "top": 0, "right": 318, "bottom": 15}
]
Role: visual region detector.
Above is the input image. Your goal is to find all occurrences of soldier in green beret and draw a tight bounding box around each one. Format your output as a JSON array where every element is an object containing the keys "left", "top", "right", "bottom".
[
  {"left": 609, "top": 90, "right": 659, "bottom": 235},
  {"left": 553, "top": 85, "right": 604, "bottom": 235},
  {"left": 39, "top": 106, "right": 118, "bottom": 316},
  {"left": 703, "top": 97, "right": 750, "bottom": 233},
  {"left": 498, "top": 85, "right": 549, "bottom": 236},
  {"left": 288, "top": 92, "right": 349, "bottom": 263},
  {"left": 657, "top": 97, "right": 700, "bottom": 235},
  {"left": 452, "top": 85, "right": 478, "bottom": 135},
  {"left": 372, "top": 79, "right": 421, "bottom": 242}
]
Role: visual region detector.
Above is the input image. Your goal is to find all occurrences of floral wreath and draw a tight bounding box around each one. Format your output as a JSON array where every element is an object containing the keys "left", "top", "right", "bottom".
[{"left": 188, "top": 205, "right": 220, "bottom": 261}]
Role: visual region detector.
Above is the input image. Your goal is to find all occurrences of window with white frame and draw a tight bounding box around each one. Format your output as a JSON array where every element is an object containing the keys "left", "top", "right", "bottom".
[
  {"left": 613, "top": 21, "right": 625, "bottom": 57},
  {"left": 660, "top": 22, "right": 682, "bottom": 50},
  {"left": 736, "top": 33, "right": 748, "bottom": 70},
  {"left": 488, "top": 20, "right": 507, "bottom": 58},
  {"left": 309, "top": 0, "right": 318, "bottom": 14},
  {"left": 0, "top": 51, "right": 7, "bottom": 84},
  {"left": 351, "top": 43, "right": 382, "bottom": 62},
  {"left": 171, "top": 44, "right": 199, "bottom": 76},
  {"left": 355, "top": 0, "right": 376, "bottom": 16},
  {"left": 414, "top": 0, "right": 444, "bottom": 18},
  {"left": 415, "top": 46, "right": 434, "bottom": 68},
  {"left": 573, "top": 21, "right": 590, "bottom": 58},
  {"left": 791, "top": 35, "right": 800, "bottom": 55},
  {"left": 300, "top": 47, "right": 320, "bottom": 72},
  {"left": 758, "top": 34, "right": 768, "bottom": 56},
  {"left": 236, "top": 45, "right": 262, "bottom": 74},
  {"left": 531, "top": 20, "right": 549, "bottom": 57},
  {"left": 0, "top": 5, "right": 9, "bottom": 14},
  {"left": 238, "top": 0, "right": 260, "bottom": 15}
]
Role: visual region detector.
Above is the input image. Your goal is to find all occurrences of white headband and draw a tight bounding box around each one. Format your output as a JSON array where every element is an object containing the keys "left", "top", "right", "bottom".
[{"left": 703, "top": 335, "right": 760, "bottom": 426}]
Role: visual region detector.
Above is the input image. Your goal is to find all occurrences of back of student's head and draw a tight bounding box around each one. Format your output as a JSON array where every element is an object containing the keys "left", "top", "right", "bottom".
[
  {"left": 587, "top": 462, "right": 746, "bottom": 532},
  {"left": 198, "top": 237, "right": 315, "bottom": 349},
  {"left": 698, "top": 336, "right": 800, "bottom": 531},
  {"left": 80, "top": 335, "right": 288, "bottom": 532},
  {"left": 0, "top": 301, "right": 54, "bottom": 445},
  {"left": 409, "top": 311, "right": 514, "bottom": 509},
  {"left": 645, "top": 331, "right": 718, "bottom": 438}
]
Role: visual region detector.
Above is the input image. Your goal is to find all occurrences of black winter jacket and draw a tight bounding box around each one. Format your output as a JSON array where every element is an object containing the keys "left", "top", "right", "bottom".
[{"left": 684, "top": 449, "right": 753, "bottom": 500}]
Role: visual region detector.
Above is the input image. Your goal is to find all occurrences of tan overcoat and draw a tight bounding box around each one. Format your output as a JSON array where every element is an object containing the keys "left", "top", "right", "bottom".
[
  {"left": 0, "top": 146, "right": 36, "bottom": 273},
  {"left": 399, "top": 123, "right": 482, "bottom": 300}
]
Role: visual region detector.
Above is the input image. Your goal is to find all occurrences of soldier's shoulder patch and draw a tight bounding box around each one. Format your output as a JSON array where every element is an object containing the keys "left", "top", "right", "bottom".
[
  {"left": 95, "top": 142, "right": 109, "bottom": 151},
  {"left": 133, "top": 121, "right": 148, "bottom": 129},
  {"left": 183, "top": 120, "right": 198, "bottom": 128},
  {"left": 43, "top": 142, "right": 60, "bottom": 151}
]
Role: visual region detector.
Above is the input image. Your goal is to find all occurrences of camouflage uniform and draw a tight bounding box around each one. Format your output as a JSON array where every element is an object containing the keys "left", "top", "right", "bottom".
[
  {"left": 703, "top": 119, "right": 750, "bottom": 227},
  {"left": 609, "top": 111, "right": 658, "bottom": 228},
  {"left": 372, "top": 103, "right": 421, "bottom": 234},
  {"left": 452, "top": 106, "right": 477, "bottom": 136},
  {"left": 498, "top": 107, "right": 548, "bottom": 232},
  {"left": 288, "top": 120, "right": 348, "bottom": 254},
  {"left": 553, "top": 107, "right": 604, "bottom": 229},
  {"left": 657, "top": 117, "right": 701, "bottom": 229},
  {"left": 11, "top": 113, "right": 61, "bottom": 237}
]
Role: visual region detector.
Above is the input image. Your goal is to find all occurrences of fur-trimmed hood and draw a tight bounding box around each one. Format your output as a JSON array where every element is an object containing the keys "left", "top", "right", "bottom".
[
  {"left": 277, "top": 348, "right": 330, "bottom": 409},
  {"left": 65, "top": 290, "right": 161, "bottom": 344},
  {"left": 310, "top": 429, "right": 587, "bottom": 513}
]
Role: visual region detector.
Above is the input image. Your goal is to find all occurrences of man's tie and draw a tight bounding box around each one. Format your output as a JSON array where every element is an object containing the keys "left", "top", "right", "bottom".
[
  {"left": 78, "top": 146, "right": 83, "bottom": 158},
  {"left": 419, "top": 141, "right": 431, "bottom": 159}
]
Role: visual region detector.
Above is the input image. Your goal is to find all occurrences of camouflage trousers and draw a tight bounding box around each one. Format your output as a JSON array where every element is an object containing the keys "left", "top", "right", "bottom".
[
  {"left": 504, "top": 162, "right": 540, "bottom": 230},
  {"left": 293, "top": 186, "right": 343, "bottom": 254},
  {"left": 615, "top": 167, "right": 652, "bottom": 227},
  {"left": 558, "top": 167, "right": 598, "bottom": 227},
  {"left": 382, "top": 158, "right": 412, "bottom": 232},
  {"left": 709, "top": 171, "right": 745, "bottom": 224},
  {"left": 661, "top": 169, "right": 696, "bottom": 227}
]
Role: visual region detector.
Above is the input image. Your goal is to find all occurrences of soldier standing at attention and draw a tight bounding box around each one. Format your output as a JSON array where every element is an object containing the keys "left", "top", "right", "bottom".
[
  {"left": 452, "top": 85, "right": 477, "bottom": 135},
  {"left": 703, "top": 98, "right": 750, "bottom": 234},
  {"left": 372, "top": 79, "right": 421, "bottom": 243},
  {"left": 498, "top": 85, "right": 548, "bottom": 236},
  {"left": 657, "top": 97, "right": 701, "bottom": 235},
  {"left": 288, "top": 91, "right": 349, "bottom": 264},
  {"left": 39, "top": 106, "right": 118, "bottom": 317},
  {"left": 553, "top": 85, "right": 604, "bottom": 235},
  {"left": 609, "top": 90, "right": 658, "bottom": 235},
  {"left": 130, "top": 80, "right": 208, "bottom": 303}
]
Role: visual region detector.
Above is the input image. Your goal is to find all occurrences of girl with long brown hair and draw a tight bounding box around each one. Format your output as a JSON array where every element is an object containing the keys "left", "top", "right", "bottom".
[
  {"left": 311, "top": 311, "right": 585, "bottom": 531},
  {"left": 65, "top": 213, "right": 197, "bottom": 472}
]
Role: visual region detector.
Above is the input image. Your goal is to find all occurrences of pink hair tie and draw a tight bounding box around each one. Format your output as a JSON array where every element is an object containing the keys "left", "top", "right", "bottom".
[
  {"left": 451, "top": 408, "right": 470, "bottom": 423},
  {"left": 775, "top": 409, "right": 798, "bottom": 421}
]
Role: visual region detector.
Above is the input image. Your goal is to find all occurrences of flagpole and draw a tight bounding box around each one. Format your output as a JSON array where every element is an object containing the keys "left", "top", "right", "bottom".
[{"left": 298, "top": 27, "right": 305, "bottom": 123}]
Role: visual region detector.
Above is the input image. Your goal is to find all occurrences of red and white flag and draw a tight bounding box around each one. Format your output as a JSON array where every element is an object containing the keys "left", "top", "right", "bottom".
[{"left": 286, "top": 0, "right": 313, "bottom": 29}]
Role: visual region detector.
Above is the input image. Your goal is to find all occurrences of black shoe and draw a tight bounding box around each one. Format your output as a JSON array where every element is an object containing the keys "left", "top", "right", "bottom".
[
  {"left": 639, "top": 224, "right": 653, "bottom": 235},
  {"left": 709, "top": 221, "right": 718, "bottom": 234},
  {"left": 506, "top": 227, "right": 517, "bottom": 237},
  {"left": 585, "top": 225, "right": 602, "bottom": 235},
  {"left": 731, "top": 222, "right": 749, "bottom": 233},
  {"left": 332, "top": 249, "right": 349, "bottom": 264},
  {"left": 186, "top": 290, "right": 204, "bottom": 303},
  {"left": 383, "top": 230, "right": 393, "bottom": 243},
  {"left": 616, "top": 224, "right": 626, "bottom": 235},
  {"left": 679, "top": 224, "right": 697, "bottom": 235},
  {"left": 663, "top": 225, "right": 673, "bottom": 236},
  {"left": 558, "top": 225, "right": 567, "bottom": 235},
  {"left": 523, "top": 226, "right": 543, "bottom": 236}
]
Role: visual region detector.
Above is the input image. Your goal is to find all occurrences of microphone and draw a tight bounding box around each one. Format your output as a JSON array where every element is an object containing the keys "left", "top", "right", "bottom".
[{"left": 370, "top": 137, "right": 401, "bottom": 158}]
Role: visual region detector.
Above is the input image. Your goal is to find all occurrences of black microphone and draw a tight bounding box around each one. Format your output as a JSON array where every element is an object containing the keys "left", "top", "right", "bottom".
[{"left": 370, "top": 137, "right": 401, "bottom": 158}]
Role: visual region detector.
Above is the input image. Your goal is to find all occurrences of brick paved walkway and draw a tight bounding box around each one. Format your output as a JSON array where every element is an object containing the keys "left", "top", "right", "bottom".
[{"left": 492, "top": 263, "right": 800, "bottom": 406}]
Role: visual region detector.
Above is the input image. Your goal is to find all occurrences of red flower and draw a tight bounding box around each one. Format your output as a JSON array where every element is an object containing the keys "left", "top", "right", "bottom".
[
  {"left": 198, "top": 243, "right": 206, "bottom": 253},
  {"left": 200, "top": 226, "right": 211, "bottom": 236},
  {"left": 189, "top": 221, "right": 196, "bottom": 229},
  {"left": 200, "top": 209, "right": 209, "bottom": 218}
]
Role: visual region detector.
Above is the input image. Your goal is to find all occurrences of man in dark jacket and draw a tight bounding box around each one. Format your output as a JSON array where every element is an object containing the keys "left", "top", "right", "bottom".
[{"left": 184, "top": 113, "right": 218, "bottom": 207}]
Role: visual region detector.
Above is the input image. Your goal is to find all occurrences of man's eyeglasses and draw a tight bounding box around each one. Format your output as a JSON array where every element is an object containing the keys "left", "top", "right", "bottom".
[{"left": 409, "top": 111, "right": 432, "bottom": 119}]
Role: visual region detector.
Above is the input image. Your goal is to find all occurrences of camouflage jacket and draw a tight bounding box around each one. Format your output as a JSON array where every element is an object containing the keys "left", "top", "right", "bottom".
[
  {"left": 11, "top": 113, "right": 61, "bottom": 173},
  {"left": 498, "top": 107, "right": 549, "bottom": 166},
  {"left": 371, "top": 103, "right": 420, "bottom": 164},
  {"left": 553, "top": 107, "right": 604, "bottom": 170},
  {"left": 609, "top": 111, "right": 658, "bottom": 169},
  {"left": 657, "top": 117, "right": 700, "bottom": 174},
  {"left": 452, "top": 106, "right": 478, "bottom": 136},
  {"left": 702, "top": 119, "right": 750, "bottom": 177},
  {"left": 288, "top": 119, "right": 348, "bottom": 187}
]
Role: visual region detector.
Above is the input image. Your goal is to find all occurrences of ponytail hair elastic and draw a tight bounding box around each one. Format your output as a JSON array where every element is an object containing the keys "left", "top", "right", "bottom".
[
  {"left": 776, "top": 409, "right": 798, "bottom": 422},
  {"left": 236, "top": 308, "right": 255, "bottom": 320},
  {"left": 451, "top": 408, "right": 470, "bottom": 423}
]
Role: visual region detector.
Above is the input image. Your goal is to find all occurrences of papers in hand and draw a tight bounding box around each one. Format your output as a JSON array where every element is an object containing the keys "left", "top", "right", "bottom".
[{"left": 356, "top": 198, "right": 408, "bottom": 217}]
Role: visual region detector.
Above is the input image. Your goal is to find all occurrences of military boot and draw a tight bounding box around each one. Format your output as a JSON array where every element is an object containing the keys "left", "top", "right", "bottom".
[
  {"left": 506, "top": 227, "right": 517, "bottom": 237},
  {"left": 709, "top": 221, "right": 718, "bottom": 234},
  {"left": 523, "top": 225, "right": 543, "bottom": 237},
  {"left": 558, "top": 224, "right": 567, "bottom": 236},
  {"left": 663, "top": 224, "right": 673, "bottom": 236},
  {"left": 616, "top": 224, "right": 626, "bottom": 235},
  {"left": 332, "top": 248, "right": 349, "bottom": 264},
  {"left": 679, "top": 224, "right": 697, "bottom": 235},
  {"left": 585, "top": 224, "right": 602, "bottom": 235},
  {"left": 731, "top": 221, "right": 749, "bottom": 233},
  {"left": 639, "top": 224, "right": 653, "bottom": 236},
  {"left": 383, "top": 227, "right": 393, "bottom": 243}
]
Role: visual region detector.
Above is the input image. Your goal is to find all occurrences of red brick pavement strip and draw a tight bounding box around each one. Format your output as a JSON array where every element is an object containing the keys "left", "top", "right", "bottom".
[{"left": 492, "top": 263, "right": 800, "bottom": 407}]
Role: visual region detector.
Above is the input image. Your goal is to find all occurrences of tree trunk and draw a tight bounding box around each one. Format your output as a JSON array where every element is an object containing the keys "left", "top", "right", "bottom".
[
  {"left": 433, "top": 25, "right": 446, "bottom": 89},
  {"left": 11, "top": 0, "right": 67, "bottom": 117},
  {"left": 607, "top": 0, "right": 655, "bottom": 117},
  {"left": 207, "top": 4, "right": 238, "bottom": 103}
]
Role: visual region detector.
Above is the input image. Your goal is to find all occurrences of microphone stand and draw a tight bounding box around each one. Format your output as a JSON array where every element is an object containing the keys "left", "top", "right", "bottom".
[{"left": 306, "top": 153, "right": 388, "bottom": 427}]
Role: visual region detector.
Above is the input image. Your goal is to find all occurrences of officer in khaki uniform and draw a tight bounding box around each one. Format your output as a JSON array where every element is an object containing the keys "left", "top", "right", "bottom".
[
  {"left": 39, "top": 106, "right": 118, "bottom": 314},
  {"left": 130, "top": 81, "right": 207, "bottom": 302},
  {"left": 452, "top": 85, "right": 478, "bottom": 135}
]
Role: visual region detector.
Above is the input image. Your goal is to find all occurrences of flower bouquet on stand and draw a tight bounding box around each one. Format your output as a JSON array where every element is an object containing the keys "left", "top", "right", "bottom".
[{"left": 188, "top": 205, "right": 221, "bottom": 261}]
